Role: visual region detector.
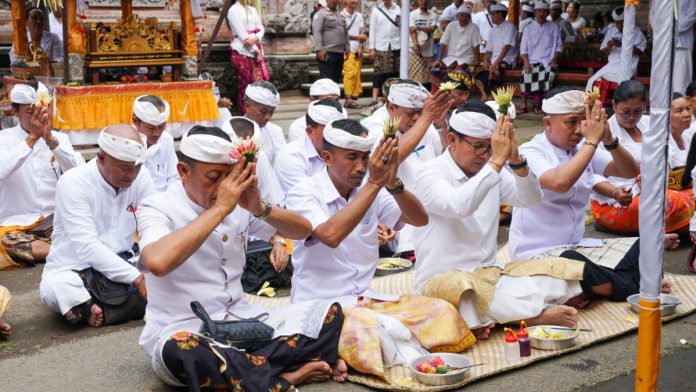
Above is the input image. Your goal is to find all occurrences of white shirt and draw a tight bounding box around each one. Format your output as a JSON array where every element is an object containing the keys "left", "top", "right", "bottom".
[
  {"left": 136, "top": 183, "right": 277, "bottom": 357},
  {"left": 486, "top": 20, "right": 518, "bottom": 66},
  {"left": 519, "top": 17, "right": 534, "bottom": 37},
  {"left": 568, "top": 16, "right": 586, "bottom": 34},
  {"left": 43, "top": 159, "right": 155, "bottom": 284},
  {"left": 275, "top": 134, "right": 325, "bottom": 200},
  {"left": 49, "top": 13, "right": 63, "bottom": 42},
  {"left": 441, "top": 2, "right": 459, "bottom": 22},
  {"left": 676, "top": 1, "right": 696, "bottom": 50},
  {"left": 591, "top": 115, "right": 647, "bottom": 205},
  {"left": 413, "top": 150, "right": 543, "bottom": 292},
  {"left": 409, "top": 9, "right": 439, "bottom": 58},
  {"left": 142, "top": 132, "right": 181, "bottom": 193},
  {"left": 472, "top": 10, "right": 493, "bottom": 52},
  {"left": 257, "top": 121, "right": 286, "bottom": 167},
  {"left": 509, "top": 132, "right": 612, "bottom": 260},
  {"left": 0, "top": 125, "right": 84, "bottom": 226},
  {"left": 287, "top": 115, "right": 307, "bottom": 142},
  {"left": 227, "top": 3, "right": 265, "bottom": 57},
  {"left": 9, "top": 31, "right": 64, "bottom": 63},
  {"left": 440, "top": 21, "right": 482, "bottom": 66},
  {"left": 600, "top": 25, "right": 647, "bottom": 78},
  {"left": 669, "top": 130, "right": 691, "bottom": 169},
  {"left": 520, "top": 20, "right": 563, "bottom": 66},
  {"left": 286, "top": 169, "right": 403, "bottom": 304},
  {"left": 342, "top": 9, "right": 365, "bottom": 53},
  {"left": 368, "top": 3, "right": 401, "bottom": 51}
]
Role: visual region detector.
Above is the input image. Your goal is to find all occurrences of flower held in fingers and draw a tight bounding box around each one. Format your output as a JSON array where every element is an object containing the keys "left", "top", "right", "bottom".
[
  {"left": 383, "top": 117, "right": 401, "bottom": 138},
  {"left": 492, "top": 86, "right": 515, "bottom": 115},
  {"left": 585, "top": 86, "right": 601, "bottom": 106},
  {"left": 33, "top": 90, "right": 53, "bottom": 108},
  {"left": 229, "top": 136, "right": 261, "bottom": 164},
  {"left": 439, "top": 81, "right": 461, "bottom": 92}
]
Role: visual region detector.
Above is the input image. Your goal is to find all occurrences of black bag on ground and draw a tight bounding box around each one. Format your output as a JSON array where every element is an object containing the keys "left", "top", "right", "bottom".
[
  {"left": 241, "top": 239, "right": 293, "bottom": 293},
  {"left": 190, "top": 300, "right": 274, "bottom": 351},
  {"left": 80, "top": 267, "right": 147, "bottom": 326}
]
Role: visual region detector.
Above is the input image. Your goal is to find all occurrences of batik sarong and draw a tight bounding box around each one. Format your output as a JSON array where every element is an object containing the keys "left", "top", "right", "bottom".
[
  {"left": 230, "top": 50, "right": 264, "bottom": 115},
  {"left": 520, "top": 63, "right": 556, "bottom": 107},
  {"left": 0, "top": 215, "right": 52, "bottom": 270},
  {"left": 408, "top": 52, "right": 433, "bottom": 84}
]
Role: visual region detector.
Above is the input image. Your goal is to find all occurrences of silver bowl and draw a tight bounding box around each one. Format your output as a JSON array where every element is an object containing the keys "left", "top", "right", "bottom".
[
  {"left": 374, "top": 257, "right": 413, "bottom": 277},
  {"left": 627, "top": 294, "right": 681, "bottom": 317},
  {"left": 408, "top": 353, "right": 472, "bottom": 386},
  {"left": 527, "top": 325, "right": 579, "bottom": 351}
]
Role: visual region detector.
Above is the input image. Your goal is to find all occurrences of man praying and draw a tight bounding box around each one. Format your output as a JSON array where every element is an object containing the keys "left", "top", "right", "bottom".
[
  {"left": 244, "top": 81, "right": 286, "bottom": 166},
  {"left": 287, "top": 78, "right": 342, "bottom": 142}
]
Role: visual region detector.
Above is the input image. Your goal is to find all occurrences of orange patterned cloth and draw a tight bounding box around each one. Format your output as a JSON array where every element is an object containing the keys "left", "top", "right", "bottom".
[
  {"left": 338, "top": 295, "right": 475, "bottom": 381},
  {"left": 591, "top": 189, "right": 694, "bottom": 234}
]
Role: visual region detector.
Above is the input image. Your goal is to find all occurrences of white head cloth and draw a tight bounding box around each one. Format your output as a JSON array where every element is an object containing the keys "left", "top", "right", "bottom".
[
  {"left": 612, "top": 7, "right": 624, "bottom": 21},
  {"left": 307, "top": 101, "right": 348, "bottom": 125},
  {"left": 97, "top": 129, "right": 149, "bottom": 164},
  {"left": 245, "top": 85, "right": 280, "bottom": 107},
  {"left": 323, "top": 121, "right": 375, "bottom": 152},
  {"left": 522, "top": 4, "right": 534, "bottom": 13},
  {"left": 542, "top": 90, "right": 586, "bottom": 114},
  {"left": 485, "top": 101, "right": 517, "bottom": 120},
  {"left": 387, "top": 82, "right": 429, "bottom": 109},
  {"left": 535, "top": 1, "right": 550, "bottom": 10},
  {"left": 310, "top": 78, "right": 341, "bottom": 96},
  {"left": 550, "top": 2, "right": 562, "bottom": 10},
  {"left": 448, "top": 110, "right": 496, "bottom": 138},
  {"left": 318, "top": 0, "right": 327, "bottom": 7},
  {"left": 10, "top": 84, "right": 36, "bottom": 104},
  {"left": 132, "top": 96, "right": 171, "bottom": 126},
  {"left": 457, "top": 4, "right": 472, "bottom": 15},
  {"left": 180, "top": 132, "right": 235, "bottom": 164},
  {"left": 490, "top": 4, "right": 507, "bottom": 12}
]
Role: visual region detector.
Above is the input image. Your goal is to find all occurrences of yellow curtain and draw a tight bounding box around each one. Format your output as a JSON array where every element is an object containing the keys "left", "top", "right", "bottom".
[
  {"left": 180, "top": 0, "right": 199, "bottom": 57},
  {"left": 11, "top": 0, "right": 28, "bottom": 60},
  {"left": 66, "top": 0, "right": 86, "bottom": 54}
]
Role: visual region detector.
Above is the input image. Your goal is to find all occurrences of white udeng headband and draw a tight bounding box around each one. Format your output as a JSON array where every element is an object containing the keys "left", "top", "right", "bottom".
[
  {"left": 541, "top": 90, "right": 586, "bottom": 114},
  {"left": 97, "top": 130, "right": 149, "bottom": 164},
  {"left": 245, "top": 85, "right": 280, "bottom": 107},
  {"left": 310, "top": 78, "right": 341, "bottom": 96},
  {"left": 323, "top": 121, "right": 375, "bottom": 152},
  {"left": 10, "top": 83, "right": 36, "bottom": 104},
  {"left": 307, "top": 101, "right": 347, "bottom": 125},
  {"left": 448, "top": 110, "right": 496, "bottom": 138},
  {"left": 133, "top": 96, "right": 171, "bottom": 126},
  {"left": 388, "top": 83, "right": 429, "bottom": 109},
  {"left": 180, "top": 133, "right": 235, "bottom": 164}
]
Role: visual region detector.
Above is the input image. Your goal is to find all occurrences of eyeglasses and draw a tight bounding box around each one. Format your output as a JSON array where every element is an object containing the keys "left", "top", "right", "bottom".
[
  {"left": 616, "top": 109, "right": 645, "bottom": 118},
  {"left": 460, "top": 137, "right": 492, "bottom": 155}
]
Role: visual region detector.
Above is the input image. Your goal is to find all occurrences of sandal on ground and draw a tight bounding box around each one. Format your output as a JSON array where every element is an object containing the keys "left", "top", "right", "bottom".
[{"left": 345, "top": 101, "right": 362, "bottom": 109}]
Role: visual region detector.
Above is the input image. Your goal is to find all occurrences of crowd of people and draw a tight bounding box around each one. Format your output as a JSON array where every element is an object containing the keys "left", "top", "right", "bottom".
[{"left": 2, "top": 1, "right": 696, "bottom": 391}]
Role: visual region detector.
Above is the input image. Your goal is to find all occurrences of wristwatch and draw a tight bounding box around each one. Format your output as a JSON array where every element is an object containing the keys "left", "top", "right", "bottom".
[
  {"left": 386, "top": 177, "right": 405, "bottom": 195},
  {"left": 46, "top": 138, "right": 60, "bottom": 150},
  {"left": 508, "top": 155, "right": 528, "bottom": 170},
  {"left": 604, "top": 137, "right": 620, "bottom": 151},
  {"left": 253, "top": 200, "right": 273, "bottom": 221}
]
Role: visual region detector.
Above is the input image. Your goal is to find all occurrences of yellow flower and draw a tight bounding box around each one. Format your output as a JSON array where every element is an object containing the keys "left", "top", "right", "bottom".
[
  {"left": 383, "top": 117, "right": 401, "bottom": 138},
  {"left": 34, "top": 90, "right": 53, "bottom": 107},
  {"left": 585, "top": 86, "right": 601, "bottom": 107},
  {"left": 257, "top": 281, "right": 276, "bottom": 297},
  {"left": 492, "top": 86, "right": 515, "bottom": 114},
  {"left": 439, "top": 81, "right": 461, "bottom": 92}
]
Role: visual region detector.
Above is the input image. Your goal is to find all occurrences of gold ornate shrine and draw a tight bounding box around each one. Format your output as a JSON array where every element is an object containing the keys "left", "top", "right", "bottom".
[{"left": 85, "top": 15, "right": 183, "bottom": 84}]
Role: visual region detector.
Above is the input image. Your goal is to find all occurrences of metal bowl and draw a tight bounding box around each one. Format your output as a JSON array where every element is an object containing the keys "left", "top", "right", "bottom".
[
  {"left": 374, "top": 257, "right": 413, "bottom": 277},
  {"left": 408, "top": 353, "right": 472, "bottom": 386},
  {"left": 527, "top": 325, "right": 579, "bottom": 351},
  {"left": 627, "top": 294, "right": 681, "bottom": 317}
]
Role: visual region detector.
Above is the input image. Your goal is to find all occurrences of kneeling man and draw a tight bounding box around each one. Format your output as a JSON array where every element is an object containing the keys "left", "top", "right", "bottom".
[
  {"left": 136, "top": 126, "right": 347, "bottom": 390},
  {"left": 286, "top": 119, "right": 473, "bottom": 379},
  {"left": 40, "top": 125, "right": 152, "bottom": 327}
]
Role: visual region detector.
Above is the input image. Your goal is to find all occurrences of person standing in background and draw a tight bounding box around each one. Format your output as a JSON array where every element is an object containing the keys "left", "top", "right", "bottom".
[
  {"left": 409, "top": 0, "right": 439, "bottom": 90},
  {"left": 368, "top": 0, "right": 402, "bottom": 106},
  {"left": 313, "top": 0, "right": 350, "bottom": 85},
  {"left": 342, "top": 0, "right": 366, "bottom": 109}
]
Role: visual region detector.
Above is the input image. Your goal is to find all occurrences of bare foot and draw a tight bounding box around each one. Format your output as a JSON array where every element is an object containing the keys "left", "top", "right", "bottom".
[
  {"left": 0, "top": 322, "right": 11, "bottom": 339},
  {"left": 86, "top": 303, "right": 104, "bottom": 328},
  {"left": 526, "top": 305, "right": 578, "bottom": 328},
  {"left": 661, "top": 280, "right": 672, "bottom": 294},
  {"left": 281, "top": 361, "right": 331, "bottom": 386},
  {"left": 472, "top": 322, "right": 496, "bottom": 340},
  {"left": 664, "top": 233, "right": 680, "bottom": 251},
  {"left": 331, "top": 359, "right": 348, "bottom": 383},
  {"left": 565, "top": 293, "right": 589, "bottom": 309}
]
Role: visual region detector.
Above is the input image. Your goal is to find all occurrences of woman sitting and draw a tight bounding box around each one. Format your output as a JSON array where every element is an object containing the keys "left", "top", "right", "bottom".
[
  {"left": 591, "top": 81, "right": 693, "bottom": 246},
  {"left": 668, "top": 93, "right": 695, "bottom": 168}
]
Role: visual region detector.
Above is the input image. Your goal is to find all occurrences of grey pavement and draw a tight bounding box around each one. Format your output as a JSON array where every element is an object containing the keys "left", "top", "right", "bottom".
[{"left": 2, "top": 95, "right": 695, "bottom": 391}]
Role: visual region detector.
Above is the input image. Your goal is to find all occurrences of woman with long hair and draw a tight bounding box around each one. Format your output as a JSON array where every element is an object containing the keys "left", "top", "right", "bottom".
[
  {"left": 591, "top": 81, "right": 693, "bottom": 247},
  {"left": 227, "top": 0, "right": 268, "bottom": 114}
]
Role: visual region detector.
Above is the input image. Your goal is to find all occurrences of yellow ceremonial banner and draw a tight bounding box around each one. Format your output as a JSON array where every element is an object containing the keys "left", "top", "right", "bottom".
[
  {"left": 180, "top": 0, "right": 199, "bottom": 57},
  {"left": 11, "top": 0, "right": 28, "bottom": 59},
  {"left": 635, "top": 298, "right": 661, "bottom": 392}
]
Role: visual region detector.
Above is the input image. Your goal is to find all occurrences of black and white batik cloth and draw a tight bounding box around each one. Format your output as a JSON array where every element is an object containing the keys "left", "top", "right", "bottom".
[{"left": 520, "top": 63, "right": 557, "bottom": 94}]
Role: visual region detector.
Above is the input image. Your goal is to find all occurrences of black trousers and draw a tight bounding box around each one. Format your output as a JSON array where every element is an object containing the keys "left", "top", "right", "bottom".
[
  {"left": 162, "top": 303, "right": 344, "bottom": 392},
  {"left": 318, "top": 51, "right": 345, "bottom": 84},
  {"left": 560, "top": 239, "right": 642, "bottom": 302}
]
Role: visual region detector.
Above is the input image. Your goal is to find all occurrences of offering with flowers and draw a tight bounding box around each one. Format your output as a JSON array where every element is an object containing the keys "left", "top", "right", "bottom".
[
  {"left": 33, "top": 90, "right": 53, "bottom": 108},
  {"left": 229, "top": 136, "right": 261, "bottom": 166},
  {"left": 415, "top": 356, "right": 462, "bottom": 374},
  {"left": 585, "top": 86, "right": 601, "bottom": 107},
  {"left": 439, "top": 81, "right": 461, "bottom": 92},
  {"left": 492, "top": 86, "right": 516, "bottom": 116},
  {"left": 383, "top": 117, "right": 401, "bottom": 138}
]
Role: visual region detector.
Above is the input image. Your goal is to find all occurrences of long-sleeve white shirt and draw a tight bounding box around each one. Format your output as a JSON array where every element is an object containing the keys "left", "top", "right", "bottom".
[
  {"left": 413, "top": 150, "right": 543, "bottom": 292},
  {"left": 227, "top": 3, "right": 265, "bottom": 57},
  {"left": 0, "top": 125, "right": 84, "bottom": 226},
  {"left": 142, "top": 132, "right": 181, "bottom": 193},
  {"left": 42, "top": 159, "right": 155, "bottom": 285},
  {"left": 9, "top": 31, "right": 63, "bottom": 64},
  {"left": 258, "top": 121, "right": 286, "bottom": 167},
  {"left": 274, "top": 134, "right": 325, "bottom": 201},
  {"left": 520, "top": 20, "right": 563, "bottom": 66},
  {"left": 368, "top": 3, "right": 401, "bottom": 51}
]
